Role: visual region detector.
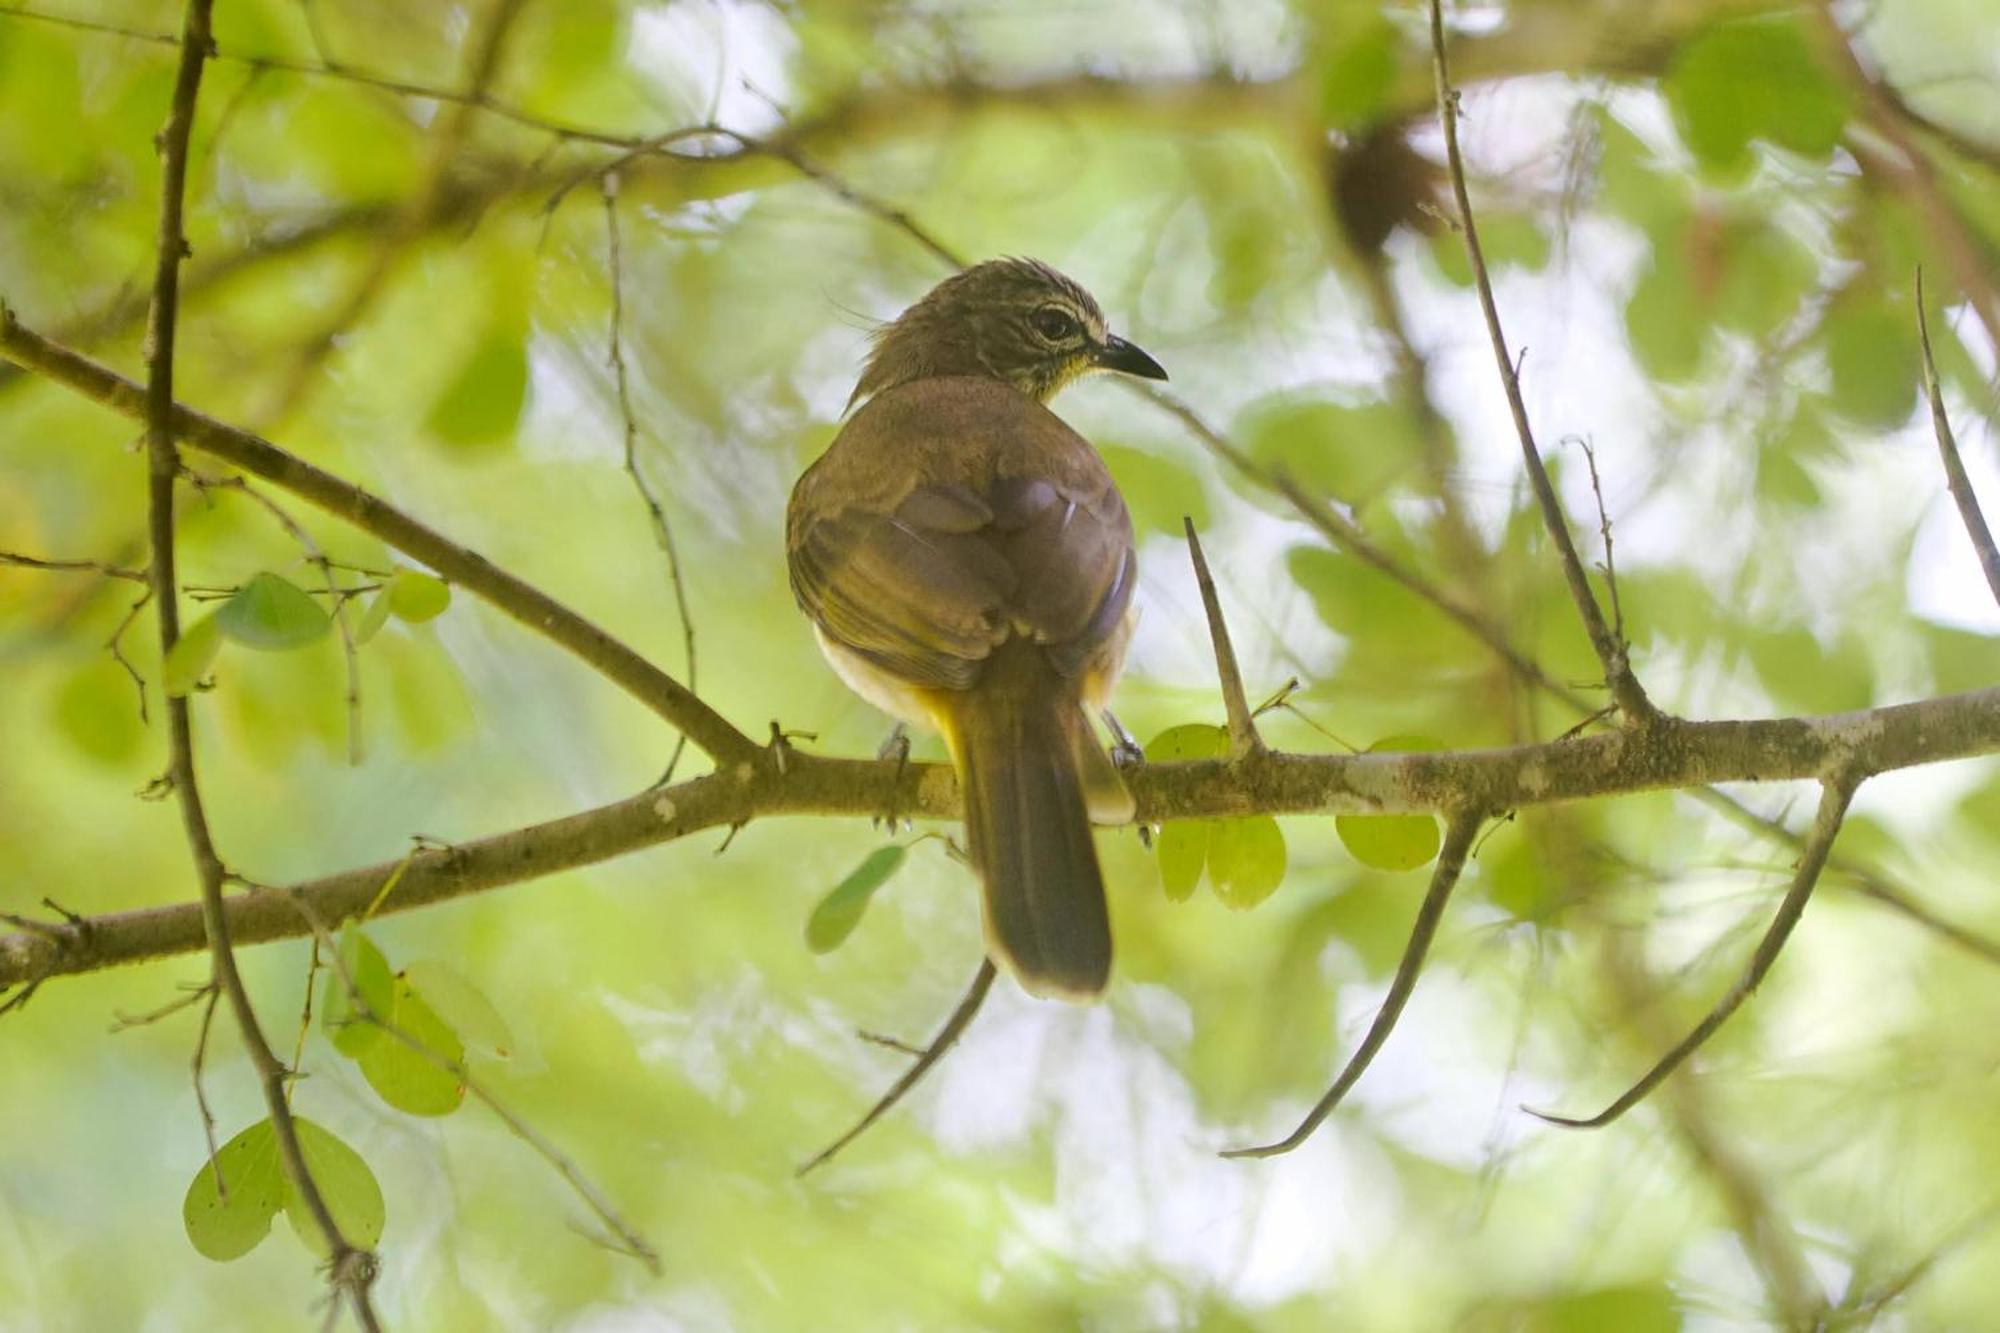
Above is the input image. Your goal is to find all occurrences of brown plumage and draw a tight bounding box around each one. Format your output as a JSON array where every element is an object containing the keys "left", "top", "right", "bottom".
[{"left": 786, "top": 258, "right": 1166, "bottom": 999}]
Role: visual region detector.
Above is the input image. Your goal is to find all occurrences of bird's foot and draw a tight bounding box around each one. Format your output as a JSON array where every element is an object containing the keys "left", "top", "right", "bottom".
[{"left": 873, "top": 723, "right": 911, "bottom": 832}]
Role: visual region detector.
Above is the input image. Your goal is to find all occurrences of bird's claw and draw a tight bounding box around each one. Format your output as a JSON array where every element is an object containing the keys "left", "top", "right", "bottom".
[{"left": 873, "top": 723, "right": 911, "bottom": 832}]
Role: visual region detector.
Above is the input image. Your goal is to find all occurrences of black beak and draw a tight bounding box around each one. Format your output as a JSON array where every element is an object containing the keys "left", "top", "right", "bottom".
[{"left": 1096, "top": 335, "right": 1168, "bottom": 382}]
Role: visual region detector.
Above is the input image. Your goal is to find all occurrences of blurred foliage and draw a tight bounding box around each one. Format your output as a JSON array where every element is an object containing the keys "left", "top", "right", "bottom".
[{"left": 2, "top": 0, "right": 1999, "bottom": 1328}]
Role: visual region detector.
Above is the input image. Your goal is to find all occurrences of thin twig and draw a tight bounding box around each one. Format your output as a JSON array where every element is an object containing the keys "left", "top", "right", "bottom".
[
  {"left": 603, "top": 176, "right": 697, "bottom": 785},
  {"left": 1526, "top": 773, "right": 1859, "bottom": 1129},
  {"left": 1222, "top": 810, "right": 1481, "bottom": 1159},
  {"left": 0, "top": 550, "right": 148, "bottom": 580},
  {"left": 1183, "top": 518, "right": 1262, "bottom": 758},
  {"left": 108, "top": 979, "right": 214, "bottom": 1030},
  {"left": 191, "top": 982, "right": 224, "bottom": 1198},
  {"left": 1426, "top": 0, "right": 1654, "bottom": 725},
  {"left": 0, "top": 308, "right": 758, "bottom": 764},
  {"left": 1568, "top": 435, "right": 1624, "bottom": 643},
  {"left": 138, "top": 4, "right": 379, "bottom": 1324},
  {"left": 797, "top": 959, "right": 996, "bottom": 1177},
  {"left": 1916, "top": 270, "right": 2000, "bottom": 609}
]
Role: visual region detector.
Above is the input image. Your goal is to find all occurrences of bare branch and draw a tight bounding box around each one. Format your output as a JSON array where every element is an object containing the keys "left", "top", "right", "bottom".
[
  {"left": 1526, "top": 773, "right": 1859, "bottom": 1130},
  {"left": 1183, "top": 518, "right": 1262, "bottom": 758},
  {"left": 1916, "top": 270, "right": 2000, "bottom": 609},
  {"left": 604, "top": 177, "right": 697, "bottom": 785},
  {"left": 1222, "top": 810, "right": 1481, "bottom": 1159},
  {"left": 4, "top": 687, "right": 1997, "bottom": 990},
  {"left": 798, "top": 959, "right": 996, "bottom": 1177},
  {"left": 1427, "top": 0, "right": 1654, "bottom": 725},
  {"left": 0, "top": 308, "right": 759, "bottom": 765}
]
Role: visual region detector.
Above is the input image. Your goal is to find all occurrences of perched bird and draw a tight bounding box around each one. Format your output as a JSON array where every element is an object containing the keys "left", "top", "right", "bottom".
[{"left": 787, "top": 258, "right": 1167, "bottom": 999}]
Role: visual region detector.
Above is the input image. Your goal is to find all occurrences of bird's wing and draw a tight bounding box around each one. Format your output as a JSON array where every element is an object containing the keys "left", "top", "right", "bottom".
[{"left": 786, "top": 392, "right": 1134, "bottom": 692}]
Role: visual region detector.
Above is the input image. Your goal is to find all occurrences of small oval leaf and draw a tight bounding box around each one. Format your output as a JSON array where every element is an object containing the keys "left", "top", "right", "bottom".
[
  {"left": 385, "top": 570, "right": 450, "bottom": 624},
  {"left": 1336, "top": 813, "right": 1442, "bottom": 872},
  {"left": 183, "top": 1120, "right": 286, "bottom": 1262},
  {"left": 1337, "top": 734, "right": 1445, "bottom": 872},
  {"left": 283, "top": 1118, "right": 385, "bottom": 1257},
  {"left": 163, "top": 612, "right": 225, "bottom": 698},
  {"left": 1208, "top": 816, "right": 1287, "bottom": 910},
  {"left": 356, "top": 977, "right": 466, "bottom": 1116},
  {"left": 215, "top": 573, "right": 331, "bottom": 650},
  {"left": 322, "top": 924, "right": 395, "bottom": 1058},
  {"left": 402, "top": 960, "right": 512, "bottom": 1061},
  {"left": 1157, "top": 820, "right": 1209, "bottom": 903},
  {"left": 806, "top": 845, "right": 908, "bottom": 953},
  {"left": 1145, "top": 723, "right": 1228, "bottom": 764}
]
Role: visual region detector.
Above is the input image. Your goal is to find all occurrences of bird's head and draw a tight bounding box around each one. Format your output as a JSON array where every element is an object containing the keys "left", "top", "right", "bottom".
[{"left": 850, "top": 257, "right": 1167, "bottom": 408}]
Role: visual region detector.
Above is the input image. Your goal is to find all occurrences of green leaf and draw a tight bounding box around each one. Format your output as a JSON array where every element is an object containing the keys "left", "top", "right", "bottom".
[
  {"left": 214, "top": 573, "right": 332, "bottom": 650},
  {"left": 1824, "top": 300, "right": 1919, "bottom": 429},
  {"left": 356, "top": 976, "right": 466, "bottom": 1116},
  {"left": 54, "top": 658, "right": 146, "bottom": 764},
  {"left": 1337, "top": 812, "right": 1442, "bottom": 872},
  {"left": 162, "top": 612, "right": 224, "bottom": 697},
  {"left": 805, "top": 844, "right": 908, "bottom": 953},
  {"left": 402, "top": 960, "right": 513, "bottom": 1061},
  {"left": 1665, "top": 17, "right": 1847, "bottom": 174},
  {"left": 1096, "top": 444, "right": 1210, "bottom": 538},
  {"left": 1157, "top": 820, "right": 1209, "bottom": 903},
  {"left": 353, "top": 589, "right": 394, "bottom": 645},
  {"left": 426, "top": 324, "right": 528, "bottom": 449},
  {"left": 1336, "top": 734, "right": 1444, "bottom": 872},
  {"left": 183, "top": 1120, "right": 286, "bottom": 1262},
  {"left": 282, "top": 1118, "right": 385, "bottom": 1258},
  {"left": 1319, "top": 13, "right": 1398, "bottom": 131},
  {"left": 322, "top": 924, "right": 395, "bottom": 1058},
  {"left": 1625, "top": 248, "right": 1704, "bottom": 383},
  {"left": 385, "top": 569, "right": 450, "bottom": 623},
  {"left": 1207, "top": 816, "right": 1286, "bottom": 910},
  {"left": 1145, "top": 722, "right": 1228, "bottom": 763},
  {"left": 1237, "top": 397, "right": 1416, "bottom": 507}
]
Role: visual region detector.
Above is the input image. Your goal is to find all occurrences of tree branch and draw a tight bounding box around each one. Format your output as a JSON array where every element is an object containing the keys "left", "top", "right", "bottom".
[
  {"left": 6, "top": 689, "right": 1994, "bottom": 989},
  {"left": 138, "top": 1, "right": 379, "bottom": 1324},
  {"left": 1527, "top": 772, "right": 1859, "bottom": 1129},
  {"left": 0, "top": 308, "right": 759, "bottom": 765},
  {"left": 1428, "top": 0, "right": 1655, "bottom": 725},
  {"left": 797, "top": 959, "right": 996, "bottom": 1177},
  {"left": 1184, "top": 519, "right": 1262, "bottom": 758},
  {"left": 1222, "top": 809, "right": 1482, "bottom": 1159},
  {"left": 1917, "top": 270, "right": 2000, "bottom": 609}
]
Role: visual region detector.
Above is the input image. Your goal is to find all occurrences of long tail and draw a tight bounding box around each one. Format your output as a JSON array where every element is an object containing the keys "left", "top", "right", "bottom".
[{"left": 936, "top": 639, "right": 1111, "bottom": 1000}]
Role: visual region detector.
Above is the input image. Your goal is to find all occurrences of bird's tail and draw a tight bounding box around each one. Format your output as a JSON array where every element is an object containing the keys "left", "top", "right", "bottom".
[{"left": 936, "top": 639, "right": 1113, "bottom": 1000}]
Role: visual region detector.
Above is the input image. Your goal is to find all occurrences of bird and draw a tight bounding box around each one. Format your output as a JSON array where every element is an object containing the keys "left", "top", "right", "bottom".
[{"left": 786, "top": 257, "right": 1167, "bottom": 1000}]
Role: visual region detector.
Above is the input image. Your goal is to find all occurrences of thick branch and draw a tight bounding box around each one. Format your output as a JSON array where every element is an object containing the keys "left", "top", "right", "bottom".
[
  {"left": 0, "top": 309, "right": 758, "bottom": 764},
  {"left": 6, "top": 689, "right": 1995, "bottom": 989}
]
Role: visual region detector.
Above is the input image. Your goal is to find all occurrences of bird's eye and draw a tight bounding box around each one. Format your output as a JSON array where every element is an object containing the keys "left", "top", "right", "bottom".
[{"left": 1029, "top": 307, "right": 1080, "bottom": 343}]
